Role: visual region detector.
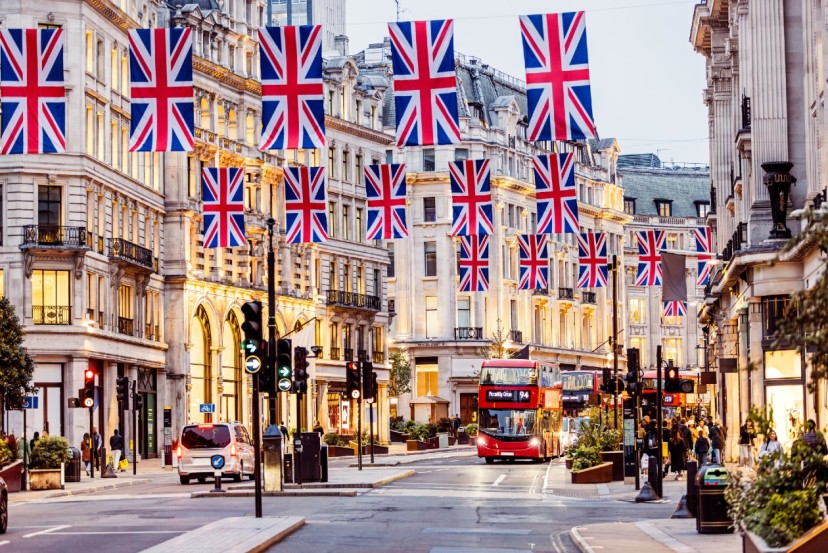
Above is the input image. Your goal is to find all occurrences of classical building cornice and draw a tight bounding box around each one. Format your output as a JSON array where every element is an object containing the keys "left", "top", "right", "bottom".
[
  {"left": 324, "top": 115, "right": 394, "bottom": 145},
  {"left": 87, "top": 0, "right": 140, "bottom": 32},
  {"left": 193, "top": 56, "right": 262, "bottom": 95}
]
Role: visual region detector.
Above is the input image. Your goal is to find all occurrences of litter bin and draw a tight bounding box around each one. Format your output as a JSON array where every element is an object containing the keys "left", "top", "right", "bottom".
[
  {"left": 695, "top": 464, "right": 733, "bottom": 534},
  {"left": 300, "top": 432, "right": 322, "bottom": 482},
  {"left": 320, "top": 445, "right": 329, "bottom": 483},
  {"left": 262, "top": 424, "right": 283, "bottom": 492},
  {"left": 283, "top": 452, "right": 293, "bottom": 484},
  {"left": 65, "top": 447, "right": 81, "bottom": 482},
  {"left": 437, "top": 432, "right": 449, "bottom": 448},
  {"left": 457, "top": 427, "right": 468, "bottom": 445}
]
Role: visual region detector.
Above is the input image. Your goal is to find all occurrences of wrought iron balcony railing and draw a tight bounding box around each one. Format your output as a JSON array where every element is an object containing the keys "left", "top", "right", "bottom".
[
  {"left": 372, "top": 351, "right": 385, "bottom": 363},
  {"left": 118, "top": 317, "right": 134, "bottom": 336},
  {"left": 510, "top": 329, "right": 524, "bottom": 344},
  {"left": 558, "top": 287, "right": 574, "bottom": 300},
  {"left": 22, "top": 225, "right": 88, "bottom": 248},
  {"left": 33, "top": 305, "right": 71, "bottom": 325},
  {"left": 582, "top": 291, "right": 597, "bottom": 304},
  {"left": 325, "top": 290, "right": 382, "bottom": 310},
  {"left": 109, "top": 238, "right": 155, "bottom": 270},
  {"left": 329, "top": 347, "right": 341, "bottom": 361},
  {"left": 455, "top": 327, "right": 484, "bottom": 340},
  {"left": 344, "top": 348, "right": 354, "bottom": 361}
]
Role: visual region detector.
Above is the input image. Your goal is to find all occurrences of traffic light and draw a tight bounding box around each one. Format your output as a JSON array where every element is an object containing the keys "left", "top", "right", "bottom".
[
  {"left": 276, "top": 338, "right": 293, "bottom": 393},
  {"left": 116, "top": 376, "right": 130, "bottom": 409},
  {"left": 665, "top": 362, "right": 680, "bottom": 393},
  {"left": 361, "top": 362, "right": 375, "bottom": 401},
  {"left": 83, "top": 368, "right": 96, "bottom": 408},
  {"left": 241, "top": 301, "right": 264, "bottom": 372},
  {"left": 346, "top": 361, "right": 361, "bottom": 400},
  {"left": 599, "top": 368, "right": 611, "bottom": 393},
  {"left": 134, "top": 392, "right": 144, "bottom": 411},
  {"left": 293, "top": 346, "right": 309, "bottom": 394},
  {"left": 625, "top": 348, "right": 640, "bottom": 397}
]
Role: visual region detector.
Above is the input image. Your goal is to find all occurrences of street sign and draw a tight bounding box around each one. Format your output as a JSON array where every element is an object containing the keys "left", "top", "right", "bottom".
[
  {"left": 199, "top": 403, "right": 216, "bottom": 414},
  {"left": 23, "top": 396, "right": 38, "bottom": 409},
  {"left": 278, "top": 378, "right": 292, "bottom": 392},
  {"left": 210, "top": 454, "right": 225, "bottom": 470},
  {"left": 245, "top": 355, "right": 262, "bottom": 374}
]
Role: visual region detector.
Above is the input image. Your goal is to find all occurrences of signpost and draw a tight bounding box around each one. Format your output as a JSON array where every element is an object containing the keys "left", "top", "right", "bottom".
[
  {"left": 210, "top": 454, "right": 226, "bottom": 493},
  {"left": 23, "top": 396, "right": 38, "bottom": 409},
  {"left": 199, "top": 403, "right": 216, "bottom": 414}
]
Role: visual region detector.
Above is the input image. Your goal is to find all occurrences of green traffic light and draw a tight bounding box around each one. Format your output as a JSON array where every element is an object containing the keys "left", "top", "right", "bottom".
[
  {"left": 277, "top": 365, "right": 291, "bottom": 379},
  {"left": 242, "top": 338, "right": 259, "bottom": 355}
]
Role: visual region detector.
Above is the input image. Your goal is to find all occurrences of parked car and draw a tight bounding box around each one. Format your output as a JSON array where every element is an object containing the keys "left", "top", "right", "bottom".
[
  {"left": 0, "top": 476, "right": 7, "bottom": 533},
  {"left": 176, "top": 422, "right": 255, "bottom": 485}
]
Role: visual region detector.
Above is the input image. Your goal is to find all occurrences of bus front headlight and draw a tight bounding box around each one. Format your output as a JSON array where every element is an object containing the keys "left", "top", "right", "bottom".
[
  {"left": 477, "top": 436, "right": 486, "bottom": 446},
  {"left": 529, "top": 437, "right": 540, "bottom": 446}
]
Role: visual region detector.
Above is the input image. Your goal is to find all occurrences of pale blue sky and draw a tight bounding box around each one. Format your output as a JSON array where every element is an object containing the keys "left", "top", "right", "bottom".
[{"left": 345, "top": 0, "right": 709, "bottom": 165}]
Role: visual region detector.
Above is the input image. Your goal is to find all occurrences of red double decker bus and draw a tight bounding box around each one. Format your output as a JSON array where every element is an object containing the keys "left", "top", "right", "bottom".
[{"left": 476, "top": 359, "right": 563, "bottom": 463}]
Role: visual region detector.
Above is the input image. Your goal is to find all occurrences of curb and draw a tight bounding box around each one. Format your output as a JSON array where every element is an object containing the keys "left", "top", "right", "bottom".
[
  {"left": 191, "top": 490, "right": 358, "bottom": 498},
  {"left": 570, "top": 526, "right": 596, "bottom": 553},
  {"left": 12, "top": 478, "right": 152, "bottom": 501},
  {"left": 246, "top": 516, "right": 305, "bottom": 553}
]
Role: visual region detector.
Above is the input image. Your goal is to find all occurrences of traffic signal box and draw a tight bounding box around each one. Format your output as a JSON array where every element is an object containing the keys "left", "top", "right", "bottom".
[
  {"left": 665, "top": 362, "right": 680, "bottom": 393},
  {"left": 361, "top": 361, "right": 375, "bottom": 401},
  {"left": 134, "top": 391, "right": 144, "bottom": 411},
  {"left": 82, "top": 369, "right": 96, "bottom": 408},
  {"left": 276, "top": 338, "right": 292, "bottom": 393},
  {"left": 242, "top": 301, "right": 271, "bottom": 391},
  {"left": 293, "top": 346, "right": 309, "bottom": 394},
  {"left": 116, "top": 376, "right": 130, "bottom": 410},
  {"left": 346, "top": 361, "right": 361, "bottom": 400},
  {"left": 625, "top": 348, "right": 640, "bottom": 397}
]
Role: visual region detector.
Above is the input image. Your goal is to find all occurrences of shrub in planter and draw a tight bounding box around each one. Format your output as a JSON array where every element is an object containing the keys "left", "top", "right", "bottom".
[
  {"left": 411, "top": 423, "right": 431, "bottom": 442},
  {"left": 30, "top": 436, "right": 69, "bottom": 469},
  {"left": 436, "top": 417, "right": 452, "bottom": 433},
  {"left": 570, "top": 445, "right": 601, "bottom": 472},
  {"left": 0, "top": 440, "right": 12, "bottom": 468},
  {"left": 404, "top": 420, "right": 418, "bottom": 434},
  {"left": 464, "top": 423, "right": 478, "bottom": 438},
  {"left": 322, "top": 433, "right": 339, "bottom": 446},
  {"left": 5, "top": 435, "right": 19, "bottom": 462},
  {"left": 389, "top": 416, "right": 406, "bottom": 432}
]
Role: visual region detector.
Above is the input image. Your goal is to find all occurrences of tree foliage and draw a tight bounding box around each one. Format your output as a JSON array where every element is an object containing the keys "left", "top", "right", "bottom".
[
  {"left": 389, "top": 347, "right": 412, "bottom": 397},
  {"left": 0, "top": 296, "right": 37, "bottom": 410},
  {"left": 478, "top": 322, "right": 517, "bottom": 360}
]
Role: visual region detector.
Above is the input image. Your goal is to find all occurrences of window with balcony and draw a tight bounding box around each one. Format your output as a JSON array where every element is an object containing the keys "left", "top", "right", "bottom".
[
  {"left": 343, "top": 323, "right": 352, "bottom": 360},
  {"left": 32, "top": 270, "right": 70, "bottom": 324},
  {"left": 423, "top": 197, "right": 436, "bottom": 222},
  {"left": 629, "top": 297, "right": 646, "bottom": 324},
  {"left": 38, "top": 185, "right": 62, "bottom": 227},
  {"left": 372, "top": 326, "right": 384, "bottom": 363},
  {"left": 425, "top": 297, "right": 438, "bottom": 339},
  {"left": 424, "top": 241, "right": 437, "bottom": 276},
  {"left": 457, "top": 297, "right": 470, "bottom": 328},
  {"left": 623, "top": 197, "right": 636, "bottom": 215},
  {"left": 118, "top": 284, "right": 134, "bottom": 335},
  {"left": 416, "top": 356, "right": 439, "bottom": 396},
  {"left": 387, "top": 242, "right": 395, "bottom": 278},
  {"left": 655, "top": 200, "right": 672, "bottom": 217},
  {"left": 423, "top": 148, "right": 435, "bottom": 171},
  {"left": 329, "top": 323, "right": 340, "bottom": 360}
]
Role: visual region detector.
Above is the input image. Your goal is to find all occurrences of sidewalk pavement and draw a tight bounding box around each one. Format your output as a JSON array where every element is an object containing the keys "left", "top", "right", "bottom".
[
  {"left": 571, "top": 519, "right": 739, "bottom": 553},
  {"left": 142, "top": 516, "right": 305, "bottom": 553}
]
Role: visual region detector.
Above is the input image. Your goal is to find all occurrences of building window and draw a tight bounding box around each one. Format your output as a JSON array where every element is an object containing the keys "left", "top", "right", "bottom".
[
  {"left": 425, "top": 298, "right": 439, "bottom": 339},
  {"left": 666, "top": 233, "right": 679, "bottom": 251},
  {"left": 38, "top": 185, "right": 62, "bottom": 227},
  {"left": 423, "top": 197, "right": 436, "bottom": 222},
  {"left": 629, "top": 297, "right": 646, "bottom": 324},
  {"left": 416, "top": 356, "right": 439, "bottom": 395},
  {"left": 763, "top": 296, "right": 792, "bottom": 339},
  {"left": 372, "top": 326, "right": 384, "bottom": 361},
  {"left": 629, "top": 337, "right": 646, "bottom": 367},
  {"left": 655, "top": 200, "right": 672, "bottom": 217},
  {"left": 118, "top": 284, "right": 134, "bottom": 335},
  {"left": 373, "top": 268, "right": 381, "bottom": 297},
  {"left": 327, "top": 147, "right": 334, "bottom": 176},
  {"left": 623, "top": 197, "right": 636, "bottom": 215},
  {"left": 385, "top": 149, "right": 393, "bottom": 164},
  {"left": 696, "top": 201, "right": 711, "bottom": 218},
  {"left": 355, "top": 155, "right": 363, "bottom": 185},
  {"left": 356, "top": 207, "right": 364, "bottom": 242},
  {"left": 662, "top": 338, "right": 682, "bottom": 366},
  {"left": 328, "top": 202, "right": 337, "bottom": 238},
  {"left": 341, "top": 150, "right": 350, "bottom": 182},
  {"left": 455, "top": 148, "right": 469, "bottom": 161},
  {"left": 32, "top": 270, "right": 71, "bottom": 324},
  {"left": 0, "top": 268, "right": 4, "bottom": 298},
  {"left": 457, "top": 297, "right": 470, "bottom": 328},
  {"left": 387, "top": 243, "right": 395, "bottom": 278},
  {"left": 342, "top": 205, "right": 350, "bottom": 240},
  {"left": 424, "top": 241, "right": 437, "bottom": 276},
  {"left": 423, "top": 148, "right": 435, "bottom": 171}
]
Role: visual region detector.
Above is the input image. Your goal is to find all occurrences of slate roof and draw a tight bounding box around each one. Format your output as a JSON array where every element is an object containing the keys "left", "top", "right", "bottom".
[
  {"left": 167, "top": 0, "right": 219, "bottom": 10},
  {"left": 621, "top": 164, "right": 710, "bottom": 217}
]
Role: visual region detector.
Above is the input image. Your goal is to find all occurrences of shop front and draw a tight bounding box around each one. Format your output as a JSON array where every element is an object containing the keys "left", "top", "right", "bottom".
[{"left": 763, "top": 350, "right": 806, "bottom": 450}]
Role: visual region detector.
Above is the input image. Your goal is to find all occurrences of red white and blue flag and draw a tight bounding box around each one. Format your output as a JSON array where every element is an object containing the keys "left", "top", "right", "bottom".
[
  {"left": 0, "top": 28, "right": 65, "bottom": 154},
  {"left": 694, "top": 226, "right": 713, "bottom": 286},
  {"left": 458, "top": 235, "right": 490, "bottom": 292},
  {"left": 450, "top": 159, "right": 494, "bottom": 236},
  {"left": 201, "top": 167, "right": 246, "bottom": 248},
  {"left": 518, "top": 234, "right": 549, "bottom": 290},
  {"left": 534, "top": 153, "right": 579, "bottom": 233},
  {"left": 519, "top": 12, "right": 595, "bottom": 141},
  {"left": 365, "top": 163, "right": 408, "bottom": 240},
  {"left": 635, "top": 230, "right": 665, "bottom": 286},
  {"left": 388, "top": 19, "right": 461, "bottom": 147},
  {"left": 129, "top": 28, "right": 193, "bottom": 152},
  {"left": 284, "top": 166, "right": 328, "bottom": 244},
  {"left": 662, "top": 301, "right": 687, "bottom": 318},
  {"left": 577, "top": 232, "right": 607, "bottom": 288},
  {"left": 259, "top": 25, "right": 325, "bottom": 150}
]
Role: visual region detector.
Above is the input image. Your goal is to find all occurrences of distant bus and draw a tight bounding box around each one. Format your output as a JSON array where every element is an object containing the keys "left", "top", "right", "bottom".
[
  {"left": 561, "top": 370, "right": 602, "bottom": 413},
  {"left": 476, "top": 359, "right": 563, "bottom": 463},
  {"left": 636, "top": 369, "right": 704, "bottom": 419}
]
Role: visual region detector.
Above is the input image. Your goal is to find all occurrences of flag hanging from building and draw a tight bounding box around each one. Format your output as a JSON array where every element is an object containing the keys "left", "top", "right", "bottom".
[
  {"left": 284, "top": 165, "right": 328, "bottom": 243},
  {"left": 519, "top": 12, "right": 595, "bottom": 141},
  {"left": 518, "top": 234, "right": 549, "bottom": 290},
  {"left": 635, "top": 230, "right": 665, "bottom": 286},
  {"left": 661, "top": 250, "right": 688, "bottom": 302},
  {"left": 450, "top": 159, "right": 494, "bottom": 236},
  {"left": 128, "top": 28, "right": 194, "bottom": 152},
  {"left": 662, "top": 300, "right": 687, "bottom": 318},
  {"left": 458, "top": 235, "right": 490, "bottom": 292},
  {"left": 694, "top": 226, "right": 713, "bottom": 286},
  {"left": 365, "top": 163, "right": 408, "bottom": 240},
  {"left": 388, "top": 19, "right": 461, "bottom": 147},
  {"left": 259, "top": 25, "right": 325, "bottom": 150},
  {"left": 0, "top": 28, "right": 66, "bottom": 154},
  {"left": 577, "top": 232, "right": 607, "bottom": 288},
  {"left": 201, "top": 167, "right": 246, "bottom": 248},
  {"left": 534, "top": 153, "right": 579, "bottom": 233}
]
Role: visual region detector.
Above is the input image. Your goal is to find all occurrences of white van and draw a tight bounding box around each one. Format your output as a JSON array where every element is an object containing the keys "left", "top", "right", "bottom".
[{"left": 177, "top": 422, "right": 255, "bottom": 485}]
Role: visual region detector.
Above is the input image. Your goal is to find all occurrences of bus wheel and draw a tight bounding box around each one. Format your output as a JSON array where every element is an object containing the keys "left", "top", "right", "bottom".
[{"left": 485, "top": 457, "right": 494, "bottom": 464}]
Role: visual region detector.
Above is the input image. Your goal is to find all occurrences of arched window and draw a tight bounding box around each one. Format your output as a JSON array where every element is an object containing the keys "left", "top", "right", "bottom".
[
  {"left": 228, "top": 109, "right": 238, "bottom": 141},
  {"left": 190, "top": 306, "right": 213, "bottom": 422},
  {"left": 245, "top": 113, "right": 255, "bottom": 146},
  {"left": 217, "top": 104, "right": 226, "bottom": 137},
  {"left": 200, "top": 97, "right": 210, "bottom": 130},
  {"left": 222, "top": 311, "right": 242, "bottom": 422}
]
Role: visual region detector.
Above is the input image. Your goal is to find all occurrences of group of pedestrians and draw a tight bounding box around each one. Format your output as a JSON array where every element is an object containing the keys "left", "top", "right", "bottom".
[
  {"left": 640, "top": 414, "right": 727, "bottom": 479},
  {"left": 79, "top": 428, "right": 126, "bottom": 475}
]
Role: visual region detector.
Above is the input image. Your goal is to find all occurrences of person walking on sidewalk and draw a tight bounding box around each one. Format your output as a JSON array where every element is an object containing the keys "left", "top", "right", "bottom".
[
  {"left": 452, "top": 414, "right": 461, "bottom": 440},
  {"left": 81, "top": 433, "right": 92, "bottom": 475},
  {"left": 92, "top": 427, "right": 103, "bottom": 470},
  {"left": 29, "top": 431, "right": 40, "bottom": 453},
  {"left": 758, "top": 429, "right": 783, "bottom": 460},
  {"left": 694, "top": 427, "right": 710, "bottom": 466},
  {"left": 739, "top": 421, "right": 756, "bottom": 467},
  {"left": 668, "top": 421, "right": 687, "bottom": 479},
  {"left": 110, "top": 429, "right": 124, "bottom": 472},
  {"left": 708, "top": 418, "right": 724, "bottom": 464}
]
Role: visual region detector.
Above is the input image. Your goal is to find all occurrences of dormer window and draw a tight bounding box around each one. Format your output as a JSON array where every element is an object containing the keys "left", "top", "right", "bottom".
[
  {"left": 654, "top": 199, "right": 672, "bottom": 217},
  {"left": 623, "top": 197, "right": 636, "bottom": 215},
  {"left": 695, "top": 201, "right": 711, "bottom": 218}
]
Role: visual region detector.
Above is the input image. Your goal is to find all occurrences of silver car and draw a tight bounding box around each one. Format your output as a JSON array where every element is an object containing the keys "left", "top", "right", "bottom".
[{"left": 177, "top": 422, "right": 255, "bottom": 485}]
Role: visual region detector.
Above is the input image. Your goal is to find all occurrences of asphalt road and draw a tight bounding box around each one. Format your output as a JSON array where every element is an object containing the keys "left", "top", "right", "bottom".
[{"left": 5, "top": 456, "right": 675, "bottom": 552}]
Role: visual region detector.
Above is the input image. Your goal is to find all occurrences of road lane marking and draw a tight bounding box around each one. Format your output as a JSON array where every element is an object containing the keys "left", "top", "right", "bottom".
[
  {"left": 49, "top": 531, "right": 185, "bottom": 535},
  {"left": 22, "top": 525, "right": 70, "bottom": 538},
  {"left": 424, "top": 527, "right": 531, "bottom": 535},
  {"left": 0, "top": 541, "right": 9, "bottom": 547},
  {"left": 492, "top": 474, "right": 507, "bottom": 486}
]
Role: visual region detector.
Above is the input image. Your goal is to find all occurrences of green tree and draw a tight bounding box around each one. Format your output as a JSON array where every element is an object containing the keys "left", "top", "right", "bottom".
[
  {"left": 0, "top": 296, "right": 37, "bottom": 426},
  {"left": 478, "top": 321, "right": 517, "bottom": 360},
  {"left": 389, "top": 348, "right": 412, "bottom": 397}
]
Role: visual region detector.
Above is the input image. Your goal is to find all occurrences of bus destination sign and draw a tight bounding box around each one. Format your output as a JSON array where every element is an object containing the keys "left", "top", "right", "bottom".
[{"left": 486, "top": 389, "right": 531, "bottom": 402}]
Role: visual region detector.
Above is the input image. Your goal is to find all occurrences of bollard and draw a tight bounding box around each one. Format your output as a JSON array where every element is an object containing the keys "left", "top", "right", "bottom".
[
  {"left": 648, "top": 454, "right": 661, "bottom": 498},
  {"left": 671, "top": 494, "right": 693, "bottom": 518},
  {"left": 686, "top": 459, "right": 698, "bottom": 517},
  {"left": 635, "top": 480, "right": 659, "bottom": 502},
  {"left": 210, "top": 454, "right": 226, "bottom": 493}
]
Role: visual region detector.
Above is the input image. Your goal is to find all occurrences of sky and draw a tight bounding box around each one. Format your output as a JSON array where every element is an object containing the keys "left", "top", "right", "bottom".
[{"left": 344, "top": 0, "right": 709, "bottom": 165}]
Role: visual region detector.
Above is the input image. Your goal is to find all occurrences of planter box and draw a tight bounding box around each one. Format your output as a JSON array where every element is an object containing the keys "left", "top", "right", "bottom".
[
  {"left": 448, "top": 436, "right": 457, "bottom": 446},
  {"left": 570, "top": 462, "right": 613, "bottom": 484},
  {"left": 29, "top": 466, "right": 64, "bottom": 490},
  {"left": 406, "top": 440, "right": 428, "bottom": 451},
  {"left": 348, "top": 443, "right": 390, "bottom": 455},
  {"left": 600, "top": 451, "right": 625, "bottom": 481},
  {"left": 743, "top": 522, "right": 828, "bottom": 553},
  {"left": 565, "top": 458, "right": 573, "bottom": 470},
  {"left": 0, "top": 460, "right": 23, "bottom": 493},
  {"left": 426, "top": 437, "right": 440, "bottom": 449},
  {"left": 325, "top": 446, "right": 355, "bottom": 457},
  {"left": 389, "top": 430, "right": 409, "bottom": 443}
]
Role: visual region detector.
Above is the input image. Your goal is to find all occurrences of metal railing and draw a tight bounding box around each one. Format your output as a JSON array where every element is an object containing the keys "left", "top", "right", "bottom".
[
  {"left": 344, "top": 348, "right": 354, "bottom": 361},
  {"left": 558, "top": 287, "right": 574, "bottom": 300},
  {"left": 372, "top": 351, "right": 385, "bottom": 363},
  {"left": 145, "top": 323, "right": 161, "bottom": 341},
  {"left": 723, "top": 222, "right": 748, "bottom": 262},
  {"left": 33, "top": 305, "right": 71, "bottom": 325},
  {"left": 109, "top": 238, "right": 154, "bottom": 270},
  {"left": 582, "top": 291, "right": 597, "bottom": 304},
  {"left": 118, "top": 317, "right": 134, "bottom": 336},
  {"left": 329, "top": 347, "right": 341, "bottom": 361},
  {"left": 357, "top": 349, "right": 367, "bottom": 362},
  {"left": 741, "top": 95, "right": 751, "bottom": 130},
  {"left": 325, "top": 290, "right": 381, "bottom": 310},
  {"left": 454, "top": 327, "right": 484, "bottom": 340},
  {"left": 533, "top": 288, "right": 550, "bottom": 296},
  {"left": 22, "top": 225, "right": 88, "bottom": 248},
  {"left": 510, "top": 329, "right": 524, "bottom": 344}
]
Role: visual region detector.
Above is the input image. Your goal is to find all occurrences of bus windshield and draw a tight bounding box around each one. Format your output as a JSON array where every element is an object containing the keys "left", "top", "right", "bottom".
[
  {"left": 480, "top": 366, "right": 537, "bottom": 386},
  {"left": 562, "top": 372, "right": 594, "bottom": 392},
  {"left": 478, "top": 408, "right": 537, "bottom": 437}
]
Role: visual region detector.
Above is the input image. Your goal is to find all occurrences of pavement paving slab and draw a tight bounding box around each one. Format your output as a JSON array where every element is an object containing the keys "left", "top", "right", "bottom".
[
  {"left": 571, "top": 518, "right": 739, "bottom": 553},
  {"left": 142, "top": 516, "right": 305, "bottom": 553}
]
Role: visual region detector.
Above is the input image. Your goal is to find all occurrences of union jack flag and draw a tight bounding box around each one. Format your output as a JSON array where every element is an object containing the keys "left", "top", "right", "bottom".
[
  {"left": 259, "top": 25, "right": 325, "bottom": 150},
  {"left": 662, "top": 301, "right": 687, "bottom": 318},
  {"left": 577, "top": 232, "right": 607, "bottom": 288},
  {"left": 520, "top": 12, "right": 595, "bottom": 141},
  {"left": 635, "top": 230, "right": 665, "bottom": 286},
  {"left": 129, "top": 28, "right": 193, "bottom": 152},
  {"left": 450, "top": 159, "right": 494, "bottom": 236},
  {"left": 0, "top": 28, "right": 65, "bottom": 154},
  {"left": 534, "top": 153, "right": 579, "bottom": 233},
  {"left": 518, "top": 234, "right": 549, "bottom": 290},
  {"left": 458, "top": 235, "right": 490, "bottom": 292},
  {"left": 201, "top": 168, "right": 246, "bottom": 249},
  {"left": 388, "top": 19, "right": 461, "bottom": 147},
  {"left": 284, "top": 166, "right": 328, "bottom": 244},
  {"left": 694, "top": 226, "right": 713, "bottom": 286},
  {"left": 365, "top": 163, "right": 408, "bottom": 240}
]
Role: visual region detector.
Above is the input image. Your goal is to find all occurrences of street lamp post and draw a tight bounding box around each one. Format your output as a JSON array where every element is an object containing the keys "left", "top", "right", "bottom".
[
  {"left": 608, "top": 255, "right": 619, "bottom": 430},
  {"left": 267, "top": 218, "right": 278, "bottom": 425}
]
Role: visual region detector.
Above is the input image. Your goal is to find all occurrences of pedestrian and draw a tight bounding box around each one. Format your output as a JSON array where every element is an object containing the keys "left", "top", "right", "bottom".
[
  {"left": 29, "top": 431, "right": 40, "bottom": 453},
  {"left": 279, "top": 421, "right": 289, "bottom": 439},
  {"left": 669, "top": 421, "right": 687, "bottom": 479},
  {"left": 680, "top": 418, "right": 693, "bottom": 454},
  {"left": 92, "top": 427, "right": 102, "bottom": 470},
  {"left": 694, "top": 427, "right": 710, "bottom": 466},
  {"left": 110, "top": 429, "right": 124, "bottom": 472},
  {"left": 312, "top": 420, "right": 324, "bottom": 435},
  {"left": 452, "top": 413, "right": 461, "bottom": 439},
  {"left": 81, "top": 432, "right": 92, "bottom": 475},
  {"left": 739, "top": 420, "right": 756, "bottom": 467},
  {"left": 758, "top": 429, "right": 783, "bottom": 460},
  {"left": 708, "top": 418, "right": 724, "bottom": 464},
  {"left": 802, "top": 419, "right": 828, "bottom": 454}
]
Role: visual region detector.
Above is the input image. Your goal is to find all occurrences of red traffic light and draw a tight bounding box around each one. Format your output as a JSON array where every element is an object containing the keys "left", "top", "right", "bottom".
[
  {"left": 84, "top": 369, "right": 95, "bottom": 381},
  {"left": 667, "top": 368, "right": 678, "bottom": 380}
]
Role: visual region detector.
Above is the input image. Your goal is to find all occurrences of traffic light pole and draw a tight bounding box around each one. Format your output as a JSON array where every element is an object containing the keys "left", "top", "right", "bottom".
[
  {"left": 295, "top": 391, "right": 303, "bottom": 485},
  {"left": 267, "top": 218, "right": 278, "bottom": 426},
  {"left": 132, "top": 380, "right": 137, "bottom": 476},
  {"left": 252, "top": 372, "right": 263, "bottom": 517},
  {"left": 611, "top": 254, "right": 619, "bottom": 431},
  {"left": 656, "top": 345, "right": 664, "bottom": 499},
  {"left": 89, "top": 406, "right": 94, "bottom": 479}
]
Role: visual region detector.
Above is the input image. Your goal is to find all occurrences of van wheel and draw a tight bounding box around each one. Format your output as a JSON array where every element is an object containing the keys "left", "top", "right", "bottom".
[
  {"left": 179, "top": 475, "right": 190, "bottom": 485},
  {"left": 233, "top": 464, "right": 242, "bottom": 482},
  {"left": 197, "top": 477, "right": 206, "bottom": 484},
  {"left": 484, "top": 457, "right": 494, "bottom": 464}
]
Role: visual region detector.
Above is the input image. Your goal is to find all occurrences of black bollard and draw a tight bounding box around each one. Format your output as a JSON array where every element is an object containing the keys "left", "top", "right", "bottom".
[
  {"left": 210, "top": 470, "right": 225, "bottom": 493},
  {"left": 635, "top": 480, "right": 659, "bottom": 502},
  {"left": 686, "top": 459, "right": 698, "bottom": 517},
  {"left": 648, "top": 454, "right": 661, "bottom": 498},
  {"left": 671, "top": 494, "right": 693, "bottom": 518}
]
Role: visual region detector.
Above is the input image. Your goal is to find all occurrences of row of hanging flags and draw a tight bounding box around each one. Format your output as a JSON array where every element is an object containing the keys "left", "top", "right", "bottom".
[{"left": 0, "top": 15, "right": 712, "bottom": 312}]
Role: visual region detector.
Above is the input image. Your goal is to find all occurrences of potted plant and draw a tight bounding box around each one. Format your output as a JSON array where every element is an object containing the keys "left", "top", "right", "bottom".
[
  {"left": 29, "top": 435, "right": 69, "bottom": 490},
  {"left": 406, "top": 423, "right": 430, "bottom": 451},
  {"left": 569, "top": 445, "right": 612, "bottom": 484},
  {"left": 465, "top": 423, "right": 478, "bottom": 444},
  {"left": 324, "top": 433, "right": 354, "bottom": 457}
]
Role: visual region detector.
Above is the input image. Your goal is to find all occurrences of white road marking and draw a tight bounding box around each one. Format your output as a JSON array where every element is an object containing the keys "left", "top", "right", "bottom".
[
  {"left": 542, "top": 458, "right": 555, "bottom": 492},
  {"left": 0, "top": 541, "right": 9, "bottom": 547},
  {"left": 492, "top": 474, "right": 507, "bottom": 486},
  {"left": 50, "top": 531, "right": 185, "bottom": 535},
  {"left": 22, "top": 525, "right": 70, "bottom": 538}
]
